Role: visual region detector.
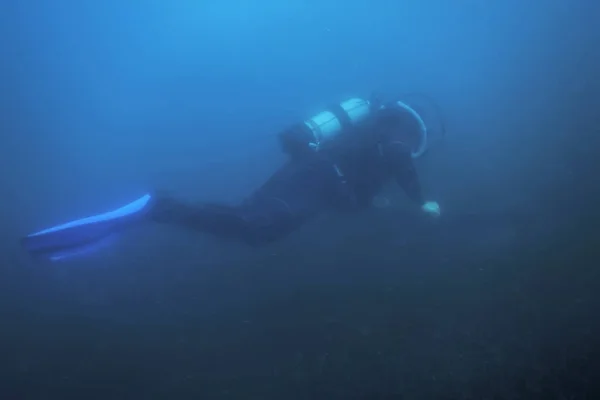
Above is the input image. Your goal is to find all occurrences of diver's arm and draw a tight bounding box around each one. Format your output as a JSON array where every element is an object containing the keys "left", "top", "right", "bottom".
[
  {"left": 381, "top": 140, "right": 440, "bottom": 217},
  {"left": 382, "top": 140, "right": 425, "bottom": 205}
]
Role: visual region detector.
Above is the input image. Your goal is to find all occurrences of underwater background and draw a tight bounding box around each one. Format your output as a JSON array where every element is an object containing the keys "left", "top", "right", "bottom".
[{"left": 1, "top": 0, "right": 600, "bottom": 398}]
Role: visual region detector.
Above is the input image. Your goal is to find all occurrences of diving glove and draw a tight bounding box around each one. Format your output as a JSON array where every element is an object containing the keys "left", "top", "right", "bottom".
[{"left": 421, "top": 201, "right": 441, "bottom": 217}]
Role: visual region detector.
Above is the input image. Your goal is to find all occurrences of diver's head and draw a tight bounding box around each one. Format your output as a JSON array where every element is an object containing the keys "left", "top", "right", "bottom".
[{"left": 376, "top": 106, "right": 425, "bottom": 153}]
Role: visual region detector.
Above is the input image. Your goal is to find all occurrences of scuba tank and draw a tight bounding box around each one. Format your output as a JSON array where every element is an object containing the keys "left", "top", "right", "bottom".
[
  {"left": 278, "top": 97, "right": 374, "bottom": 158},
  {"left": 278, "top": 94, "right": 441, "bottom": 159}
]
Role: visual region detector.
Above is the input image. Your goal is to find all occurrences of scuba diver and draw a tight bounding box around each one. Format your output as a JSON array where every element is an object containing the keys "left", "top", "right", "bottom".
[{"left": 21, "top": 94, "right": 442, "bottom": 261}]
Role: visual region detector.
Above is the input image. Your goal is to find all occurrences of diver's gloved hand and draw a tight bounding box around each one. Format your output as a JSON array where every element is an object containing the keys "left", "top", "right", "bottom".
[{"left": 421, "top": 201, "right": 441, "bottom": 217}]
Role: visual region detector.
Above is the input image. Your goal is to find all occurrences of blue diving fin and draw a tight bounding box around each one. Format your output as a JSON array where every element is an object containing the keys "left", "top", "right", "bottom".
[{"left": 21, "top": 193, "right": 153, "bottom": 261}]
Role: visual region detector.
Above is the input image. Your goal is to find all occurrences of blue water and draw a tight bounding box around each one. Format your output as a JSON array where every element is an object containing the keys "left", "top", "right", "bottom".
[{"left": 1, "top": 0, "right": 599, "bottom": 398}]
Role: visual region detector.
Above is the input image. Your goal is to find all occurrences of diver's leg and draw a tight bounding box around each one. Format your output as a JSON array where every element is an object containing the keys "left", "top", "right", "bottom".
[
  {"left": 21, "top": 156, "right": 340, "bottom": 259},
  {"left": 150, "top": 157, "right": 338, "bottom": 245},
  {"left": 20, "top": 191, "right": 280, "bottom": 260},
  {"left": 148, "top": 195, "right": 295, "bottom": 245}
]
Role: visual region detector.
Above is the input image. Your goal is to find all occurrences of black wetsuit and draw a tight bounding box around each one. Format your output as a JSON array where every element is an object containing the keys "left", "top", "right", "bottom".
[{"left": 149, "top": 106, "right": 425, "bottom": 245}]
